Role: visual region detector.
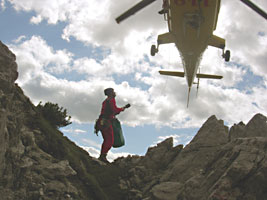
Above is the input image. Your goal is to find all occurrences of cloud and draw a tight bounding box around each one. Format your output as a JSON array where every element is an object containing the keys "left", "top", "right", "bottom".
[
  {"left": 152, "top": 133, "right": 194, "bottom": 148},
  {"left": 1, "top": 0, "right": 6, "bottom": 10},
  {"left": 30, "top": 14, "right": 42, "bottom": 24},
  {"left": 80, "top": 139, "right": 101, "bottom": 149},
  {"left": 155, "top": 135, "right": 181, "bottom": 146},
  {"left": 81, "top": 146, "right": 132, "bottom": 162},
  {"left": 8, "top": 34, "right": 267, "bottom": 129},
  {"left": 61, "top": 127, "right": 87, "bottom": 134},
  {"left": 8, "top": 0, "right": 70, "bottom": 24},
  {"left": 6, "top": 0, "right": 164, "bottom": 50},
  {"left": 9, "top": 36, "right": 73, "bottom": 83},
  {"left": 7, "top": 0, "right": 266, "bottom": 83},
  {"left": 217, "top": 0, "right": 267, "bottom": 80},
  {"left": 6, "top": 0, "right": 267, "bottom": 129},
  {"left": 12, "top": 35, "right": 27, "bottom": 43}
]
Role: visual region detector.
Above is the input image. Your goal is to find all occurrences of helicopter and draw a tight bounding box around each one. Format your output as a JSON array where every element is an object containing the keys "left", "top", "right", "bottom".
[{"left": 115, "top": 0, "right": 267, "bottom": 107}]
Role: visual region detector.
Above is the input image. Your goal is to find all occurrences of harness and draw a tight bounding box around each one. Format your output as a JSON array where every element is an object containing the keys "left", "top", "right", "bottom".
[{"left": 94, "top": 98, "right": 113, "bottom": 135}]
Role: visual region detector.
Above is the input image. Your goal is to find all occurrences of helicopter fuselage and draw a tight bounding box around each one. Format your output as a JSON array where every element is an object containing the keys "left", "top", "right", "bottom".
[{"left": 161, "top": 0, "right": 222, "bottom": 88}]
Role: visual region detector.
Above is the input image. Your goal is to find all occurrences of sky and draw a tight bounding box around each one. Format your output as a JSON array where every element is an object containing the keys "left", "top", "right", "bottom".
[{"left": 0, "top": 0, "right": 266, "bottom": 161}]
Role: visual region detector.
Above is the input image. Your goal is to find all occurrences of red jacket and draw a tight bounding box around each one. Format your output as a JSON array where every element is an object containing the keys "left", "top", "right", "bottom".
[{"left": 100, "top": 97, "right": 123, "bottom": 119}]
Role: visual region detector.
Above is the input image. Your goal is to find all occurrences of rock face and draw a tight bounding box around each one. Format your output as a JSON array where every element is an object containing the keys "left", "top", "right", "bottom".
[
  {"left": 1, "top": 41, "right": 267, "bottom": 200},
  {"left": 114, "top": 114, "right": 267, "bottom": 200},
  {"left": 0, "top": 41, "right": 115, "bottom": 200}
]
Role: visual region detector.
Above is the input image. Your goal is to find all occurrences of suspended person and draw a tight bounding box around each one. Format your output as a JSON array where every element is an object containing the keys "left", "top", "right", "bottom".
[
  {"left": 158, "top": 0, "right": 169, "bottom": 15},
  {"left": 95, "top": 88, "right": 130, "bottom": 163}
]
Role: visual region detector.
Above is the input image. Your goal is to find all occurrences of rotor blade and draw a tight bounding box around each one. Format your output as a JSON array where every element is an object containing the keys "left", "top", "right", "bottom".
[
  {"left": 116, "top": 0, "right": 157, "bottom": 24},
  {"left": 240, "top": 0, "right": 267, "bottom": 20}
]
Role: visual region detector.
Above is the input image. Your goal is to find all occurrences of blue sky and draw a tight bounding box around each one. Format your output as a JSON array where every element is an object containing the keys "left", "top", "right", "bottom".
[{"left": 1, "top": 0, "right": 266, "bottom": 161}]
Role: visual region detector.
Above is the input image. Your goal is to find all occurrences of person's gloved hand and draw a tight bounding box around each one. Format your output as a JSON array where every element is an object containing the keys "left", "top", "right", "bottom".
[{"left": 124, "top": 104, "right": 131, "bottom": 109}]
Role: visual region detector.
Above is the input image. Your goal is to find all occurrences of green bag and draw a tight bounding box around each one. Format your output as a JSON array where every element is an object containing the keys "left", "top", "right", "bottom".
[{"left": 112, "top": 118, "right": 125, "bottom": 148}]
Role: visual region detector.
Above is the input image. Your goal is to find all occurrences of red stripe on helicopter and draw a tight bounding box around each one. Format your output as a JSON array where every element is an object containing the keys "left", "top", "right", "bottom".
[{"left": 174, "top": 0, "right": 209, "bottom": 7}]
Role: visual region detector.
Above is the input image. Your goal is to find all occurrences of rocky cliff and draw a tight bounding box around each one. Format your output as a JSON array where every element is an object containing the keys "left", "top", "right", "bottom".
[
  {"left": 1, "top": 41, "right": 267, "bottom": 200},
  {"left": 114, "top": 114, "right": 267, "bottom": 200},
  {"left": 0, "top": 41, "right": 124, "bottom": 200}
]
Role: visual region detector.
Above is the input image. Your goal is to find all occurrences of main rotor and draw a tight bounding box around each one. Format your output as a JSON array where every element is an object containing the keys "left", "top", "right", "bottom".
[{"left": 115, "top": 0, "right": 267, "bottom": 24}]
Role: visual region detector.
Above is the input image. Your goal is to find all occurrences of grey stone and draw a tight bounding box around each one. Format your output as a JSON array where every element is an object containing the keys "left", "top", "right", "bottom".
[{"left": 151, "top": 181, "right": 182, "bottom": 200}]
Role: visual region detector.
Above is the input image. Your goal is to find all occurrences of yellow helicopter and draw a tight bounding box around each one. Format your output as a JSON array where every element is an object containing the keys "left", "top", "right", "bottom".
[{"left": 116, "top": 0, "right": 267, "bottom": 107}]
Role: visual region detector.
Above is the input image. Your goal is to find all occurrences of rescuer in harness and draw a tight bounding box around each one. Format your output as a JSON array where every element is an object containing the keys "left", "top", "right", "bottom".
[
  {"left": 95, "top": 88, "right": 130, "bottom": 163},
  {"left": 158, "top": 0, "right": 169, "bottom": 15}
]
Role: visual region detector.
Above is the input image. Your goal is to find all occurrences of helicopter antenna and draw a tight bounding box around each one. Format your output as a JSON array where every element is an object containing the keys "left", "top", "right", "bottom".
[
  {"left": 187, "top": 87, "right": 191, "bottom": 108},
  {"left": 196, "top": 77, "right": 200, "bottom": 97},
  {"left": 196, "top": 67, "right": 201, "bottom": 97}
]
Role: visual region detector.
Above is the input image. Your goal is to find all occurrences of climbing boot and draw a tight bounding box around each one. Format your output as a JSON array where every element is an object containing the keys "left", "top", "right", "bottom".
[
  {"left": 98, "top": 153, "right": 109, "bottom": 164},
  {"left": 158, "top": 9, "right": 168, "bottom": 15}
]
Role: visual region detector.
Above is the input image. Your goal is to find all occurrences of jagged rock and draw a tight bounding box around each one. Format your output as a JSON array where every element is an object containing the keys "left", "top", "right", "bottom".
[
  {"left": 116, "top": 114, "right": 267, "bottom": 200},
  {"left": 0, "top": 41, "right": 18, "bottom": 92},
  {"left": 189, "top": 115, "right": 229, "bottom": 147},
  {"left": 0, "top": 41, "right": 111, "bottom": 200},
  {"left": 1, "top": 41, "right": 267, "bottom": 200},
  {"left": 230, "top": 113, "right": 267, "bottom": 140},
  {"left": 42, "top": 160, "right": 77, "bottom": 177},
  {"left": 141, "top": 137, "right": 183, "bottom": 170},
  {"left": 229, "top": 121, "right": 246, "bottom": 141},
  {"left": 159, "top": 115, "right": 228, "bottom": 184},
  {"left": 204, "top": 137, "right": 267, "bottom": 200}
]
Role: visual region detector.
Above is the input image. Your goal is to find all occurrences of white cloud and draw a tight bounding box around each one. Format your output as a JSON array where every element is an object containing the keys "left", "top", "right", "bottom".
[
  {"left": 216, "top": 0, "right": 267, "bottom": 79},
  {"left": 30, "top": 14, "right": 43, "bottom": 24},
  {"left": 12, "top": 35, "right": 26, "bottom": 43},
  {"left": 9, "top": 35, "right": 266, "bottom": 128},
  {"left": 152, "top": 133, "right": 194, "bottom": 148},
  {"left": 6, "top": 0, "right": 267, "bottom": 129},
  {"left": 1, "top": 0, "right": 6, "bottom": 10},
  {"left": 81, "top": 146, "right": 100, "bottom": 159},
  {"left": 9, "top": 36, "right": 73, "bottom": 83},
  {"left": 81, "top": 146, "right": 132, "bottom": 162},
  {"left": 61, "top": 127, "right": 87, "bottom": 134},
  {"left": 156, "top": 135, "right": 181, "bottom": 146},
  {"left": 8, "top": 0, "right": 70, "bottom": 24},
  {"left": 80, "top": 139, "right": 101, "bottom": 149}
]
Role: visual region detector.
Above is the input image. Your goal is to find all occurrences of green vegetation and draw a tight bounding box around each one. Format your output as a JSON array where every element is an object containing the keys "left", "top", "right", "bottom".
[{"left": 36, "top": 102, "right": 72, "bottom": 129}]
